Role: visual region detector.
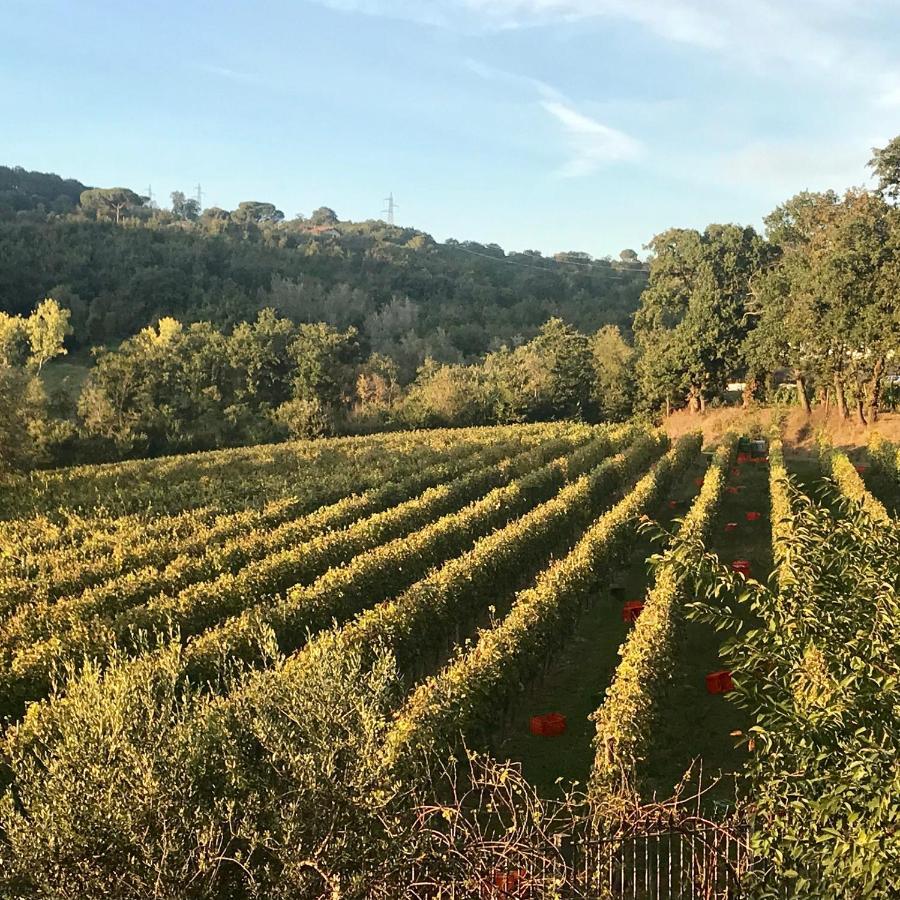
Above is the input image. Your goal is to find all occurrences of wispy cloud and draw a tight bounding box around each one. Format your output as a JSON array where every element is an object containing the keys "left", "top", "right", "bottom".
[
  {"left": 308, "top": 0, "right": 900, "bottom": 108},
  {"left": 465, "top": 58, "right": 643, "bottom": 176},
  {"left": 462, "top": 58, "right": 560, "bottom": 101},
  {"left": 540, "top": 100, "right": 643, "bottom": 176}
]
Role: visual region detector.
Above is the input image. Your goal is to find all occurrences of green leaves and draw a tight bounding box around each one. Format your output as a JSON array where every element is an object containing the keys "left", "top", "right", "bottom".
[
  {"left": 590, "top": 433, "right": 736, "bottom": 798},
  {"left": 672, "top": 432, "right": 900, "bottom": 896}
]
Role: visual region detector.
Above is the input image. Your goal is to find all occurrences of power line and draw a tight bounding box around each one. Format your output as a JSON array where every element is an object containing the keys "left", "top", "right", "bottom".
[
  {"left": 382, "top": 192, "right": 398, "bottom": 225},
  {"left": 445, "top": 242, "right": 649, "bottom": 278}
]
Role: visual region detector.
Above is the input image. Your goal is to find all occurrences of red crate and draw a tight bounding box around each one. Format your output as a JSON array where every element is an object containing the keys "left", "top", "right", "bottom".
[
  {"left": 737, "top": 452, "right": 751, "bottom": 464},
  {"left": 724, "top": 522, "right": 738, "bottom": 533},
  {"left": 529, "top": 713, "right": 567, "bottom": 737},
  {"left": 542, "top": 713, "right": 567, "bottom": 736},
  {"left": 731, "top": 559, "right": 751, "bottom": 576},
  {"left": 746, "top": 511, "right": 761, "bottom": 521},
  {"left": 622, "top": 600, "right": 644, "bottom": 622},
  {"left": 706, "top": 670, "right": 735, "bottom": 694},
  {"left": 483, "top": 869, "right": 527, "bottom": 898},
  {"left": 855, "top": 464, "right": 868, "bottom": 474}
]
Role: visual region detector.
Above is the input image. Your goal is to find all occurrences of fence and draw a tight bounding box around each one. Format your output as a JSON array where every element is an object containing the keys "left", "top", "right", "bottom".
[
  {"left": 405, "top": 821, "right": 753, "bottom": 899},
  {"left": 572, "top": 823, "right": 752, "bottom": 899}
]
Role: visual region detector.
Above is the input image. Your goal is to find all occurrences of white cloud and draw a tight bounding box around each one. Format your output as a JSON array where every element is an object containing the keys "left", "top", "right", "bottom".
[
  {"left": 540, "top": 100, "right": 643, "bottom": 176},
  {"left": 464, "top": 58, "right": 643, "bottom": 176},
  {"left": 720, "top": 139, "right": 875, "bottom": 195},
  {"left": 308, "top": 0, "right": 900, "bottom": 107}
]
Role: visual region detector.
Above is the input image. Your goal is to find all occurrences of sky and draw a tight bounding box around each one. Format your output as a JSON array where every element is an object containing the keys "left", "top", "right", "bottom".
[{"left": 2, "top": 0, "right": 899, "bottom": 257}]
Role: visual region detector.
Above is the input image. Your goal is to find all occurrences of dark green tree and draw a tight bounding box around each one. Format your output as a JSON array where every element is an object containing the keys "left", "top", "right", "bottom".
[
  {"left": 310, "top": 207, "right": 339, "bottom": 226},
  {"left": 79, "top": 188, "right": 144, "bottom": 223},
  {"left": 634, "top": 225, "right": 772, "bottom": 413}
]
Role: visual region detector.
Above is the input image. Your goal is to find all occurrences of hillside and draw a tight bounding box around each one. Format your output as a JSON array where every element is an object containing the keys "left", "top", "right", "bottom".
[
  {"left": 663, "top": 405, "right": 900, "bottom": 456},
  {"left": 0, "top": 166, "right": 647, "bottom": 364}
]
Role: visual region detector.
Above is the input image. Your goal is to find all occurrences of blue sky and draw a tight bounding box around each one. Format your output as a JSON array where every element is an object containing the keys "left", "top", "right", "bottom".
[{"left": 2, "top": 0, "right": 898, "bottom": 256}]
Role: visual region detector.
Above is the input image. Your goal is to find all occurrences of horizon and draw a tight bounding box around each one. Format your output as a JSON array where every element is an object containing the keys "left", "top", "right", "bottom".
[{"left": 3, "top": 0, "right": 896, "bottom": 257}]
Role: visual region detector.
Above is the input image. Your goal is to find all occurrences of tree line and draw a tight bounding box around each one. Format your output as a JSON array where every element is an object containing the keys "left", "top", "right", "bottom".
[
  {"left": 634, "top": 137, "right": 900, "bottom": 424},
  {"left": 0, "top": 301, "right": 634, "bottom": 467},
  {"left": 2, "top": 135, "right": 900, "bottom": 470},
  {"left": 0, "top": 166, "right": 645, "bottom": 369}
]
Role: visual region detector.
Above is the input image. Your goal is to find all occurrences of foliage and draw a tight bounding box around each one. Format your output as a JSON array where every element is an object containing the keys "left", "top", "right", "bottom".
[
  {"left": 817, "top": 437, "right": 891, "bottom": 524},
  {"left": 0, "top": 165, "right": 87, "bottom": 215},
  {"left": 295, "top": 426, "right": 655, "bottom": 684},
  {"left": 590, "top": 324, "right": 636, "bottom": 421},
  {"left": 0, "top": 424, "right": 666, "bottom": 896},
  {"left": 0, "top": 194, "right": 643, "bottom": 359},
  {"left": 79, "top": 187, "right": 145, "bottom": 223},
  {"left": 589, "top": 434, "right": 737, "bottom": 799},
  {"left": 0, "top": 429, "right": 598, "bottom": 718},
  {"left": 633, "top": 226, "right": 773, "bottom": 411},
  {"left": 76, "top": 310, "right": 361, "bottom": 453},
  {"left": 0, "top": 300, "right": 73, "bottom": 472},
  {"left": 668, "top": 444, "right": 900, "bottom": 896},
  {"left": 381, "top": 433, "right": 700, "bottom": 774},
  {"left": 1, "top": 640, "right": 426, "bottom": 899},
  {"left": 756, "top": 189, "right": 900, "bottom": 421},
  {"left": 870, "top": 135, "right": 900, "bottom": 202}
]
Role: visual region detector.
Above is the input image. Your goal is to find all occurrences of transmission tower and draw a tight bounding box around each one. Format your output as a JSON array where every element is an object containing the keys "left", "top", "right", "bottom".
[
  {"left": 195, "top": 183, "right": 204, "bottom": 210},
  {"left": 382, "top": 192, "right": 398, "bottom": 225},
  {"left": 146, "top": 185, "right": 157, "bottom": 209}
]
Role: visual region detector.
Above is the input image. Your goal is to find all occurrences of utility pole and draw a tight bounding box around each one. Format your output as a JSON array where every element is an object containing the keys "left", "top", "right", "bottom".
[{"left": 382, "top": 192, "right": 398, "bottom": 226}]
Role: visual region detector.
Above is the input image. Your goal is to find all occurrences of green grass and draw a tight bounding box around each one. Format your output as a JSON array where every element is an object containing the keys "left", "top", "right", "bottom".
[
  {"left": 491, "top": 451, "right": 708, "bottom": 797},
  {"left": 638, "top": 452, "right": 772, "bottom": 805},
  {"left": 786, "top": 456, "right": 822, "bottom": 493},
  {"left": 41, "top": 351, "right": 92, "bottom": 401},
  {"left": 860, "top": 455, "right": 900, "bottom": 517}
]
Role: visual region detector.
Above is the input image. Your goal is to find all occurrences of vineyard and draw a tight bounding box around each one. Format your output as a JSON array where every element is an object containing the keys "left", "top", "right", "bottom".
[{"left": 0, "top": 421, "right": 898, "bottom": 898}]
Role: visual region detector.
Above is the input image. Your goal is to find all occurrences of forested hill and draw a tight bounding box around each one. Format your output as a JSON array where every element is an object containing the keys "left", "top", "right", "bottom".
[
  {"left": 0, "top": 166, "right": 647, "bottom": 368},
  {"left": 0, "top": 165, "right": 89, "bottom": 214}
]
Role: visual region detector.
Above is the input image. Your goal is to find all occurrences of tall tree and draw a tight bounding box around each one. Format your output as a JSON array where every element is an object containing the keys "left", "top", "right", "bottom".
[
  {"left": 0, "top": 303, "right": 73, "bottom": 471},
  {"left": 590, "top": 324, "right": 635, "bottom": 421},
  {"left": 762, "top": 190, "right": 897, "bottom": 423},
  {"left": 634, "top": 225, "right": 771, "bottom": 413},
  {"left": 231, "top": 201, "right": 284, "bottom": 225},
  {"left": 79, "top": 188, "right": 144, "bottom": 223},
  {"left": 25, "top": 298, "right": 71, "bottom": 371},
  {"left": 275, "top": 322, "right": 361, "bottom": 437},
  {"left": 310, "top": 206, "right": 339, "bottom": 226}
]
